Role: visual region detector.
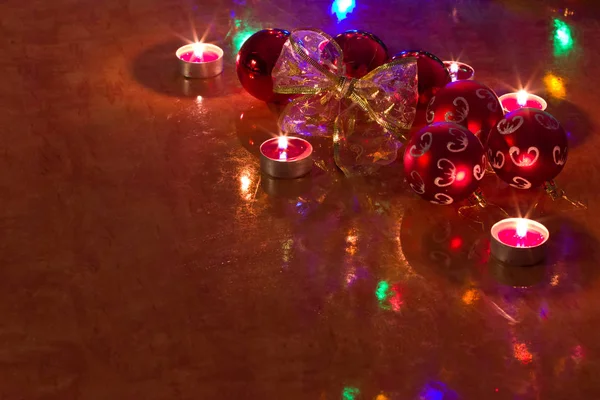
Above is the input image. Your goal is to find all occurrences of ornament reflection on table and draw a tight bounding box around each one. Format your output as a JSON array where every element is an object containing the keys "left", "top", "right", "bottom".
[
  {"left": 260, "top": 136, "right": 313, "bottom": 179},
  {"left": 499, "top": 90, "right": 547, "bottom": 113},
  {"left": 443, "top": 61, "right": 475, "bottom": 81},
  {"left": 491, "top": 218, "right": 549, "bottom": 266},
  {"left": 176, "top": 43, "right": 224, "bottom": 78}
]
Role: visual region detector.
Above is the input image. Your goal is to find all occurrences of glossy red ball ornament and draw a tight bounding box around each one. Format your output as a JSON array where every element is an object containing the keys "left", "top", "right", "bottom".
[
  {"left": 392, "top": 50, "right": 451, "bottom": 129},
  {"left": 425, "top": 80, "right": 504, "bottom": 145},
  {"left": 486, "top": 108, "right": 568, "bottom": 189},
  {"left": 404, "top": 122, "right": 486, "bottom": 205},
  {"left": 236, "top": 29, "right": 294, "bottom": 103},
  {"left": 333, "top": 30, "right": 389, "bottom": 79}
]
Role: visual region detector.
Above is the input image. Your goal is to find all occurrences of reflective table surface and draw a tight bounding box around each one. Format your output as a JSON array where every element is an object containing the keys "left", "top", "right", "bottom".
[{"left": 2, "top": 0, "right": 600, "bottom": 398}]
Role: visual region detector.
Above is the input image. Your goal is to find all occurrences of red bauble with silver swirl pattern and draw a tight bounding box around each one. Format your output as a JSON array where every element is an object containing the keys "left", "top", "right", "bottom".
[
  {"left": 486, "top": 108, "right": 568, "bottom": 189},
  {"left": 404, "top": 122, "right": 486, "bottom": 205},
  {"left": 425, "top": 80, "right": 504, "bottom": 144}
]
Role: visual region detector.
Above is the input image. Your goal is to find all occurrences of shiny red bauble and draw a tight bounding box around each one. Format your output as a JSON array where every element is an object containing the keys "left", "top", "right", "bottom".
[
  {"left": 236, "top": 29, "right": 294, "bottom": 103},
  {"left": 404, "top": 122, "right": 486, "bottom": 205},
  {"left": 425, "top": 80, "right": 504, "bottom": 144},
  {"left": 392, "top": 50, "right": 450, "bottom": 128},
  {"left": 333, "top": 30, "right": 389, "bottom": 79},
  {"left": 486, "top": 108, "right": 568, "bottom": 189}
]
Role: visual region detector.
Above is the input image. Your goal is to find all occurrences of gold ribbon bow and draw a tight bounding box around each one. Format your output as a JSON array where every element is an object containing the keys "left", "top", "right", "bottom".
[{"left": 272, "top": 29, "right": 418, "bottom": 175}]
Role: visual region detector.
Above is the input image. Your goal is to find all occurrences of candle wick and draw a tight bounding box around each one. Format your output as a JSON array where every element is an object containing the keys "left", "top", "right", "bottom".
[
  {"left": 449, "top": 63, "right": 459, "bottom": 82},
  {"left": 516, "top": 90, "right": 529, "bottom": 107},
  {"left": 192, "top": 43, "right": 204, "bottom": 60},
  {"left": 277, "top": 136, "right": 288, "bottom": 151}
]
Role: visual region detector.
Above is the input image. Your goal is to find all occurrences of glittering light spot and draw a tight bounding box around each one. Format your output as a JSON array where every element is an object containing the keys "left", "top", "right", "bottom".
[
  {"left": 389, "top": 286, "right": 403, "bottom": 312},
  {"left": 456, "top": 170, "right": 466, "bottom": 181},
  {"left": 196, "top": 95, "right": 203, "bottom": 103},
  {"left": 346, "top": 230, "right": 358, "bottom": 255},
  {"left": 375, "top": 281, "right": 402, "bottom": 311},
  {"left": 513, "top": 342, "right": 533, "bottom": 364},
  {"left": 375, "top": 394, "right": 390, "bottom": 400},
  {"left": 550, "top": 274, "right": 560, "bottom": 286},
  {"left": 553, "top": 19, "right": 574, "bottom": 57},
  {"left": 342, "top": 387, "right": 360, "bottom": 400},
  {"left": 239, "top": 171, "right": 255, "bottom": 200},
  {"left": 450, "top": 236, "right": 463, "bottom": 250},
  {"left": 331, "top": 0, "right": 356, "bottom": 22},
  {"left": 282, "top": 238, "right": 293, "bottom": 266},
  {"left": 539, "top": 306, "right": 549, "bottom": 320},
  {"left": 375, "top": 281, "right": 390, "bottom": 302},
  {"left": 240, "top": 175, "right": 251, "bottom": 192},
  {"left": 572, "top": 345, "right": 584, "bottom": 364},
  {"left": 544, "top": 73, "right": 566, "bottom": 99},
  {"left": 346, "top": 271, "right": 357, "bottom": 285},
  {"left": 420, "top": 382, "right": 447, "bottom": 400},
  {"left": 462, "top": 289, "right": 479, "bottom": 305}
]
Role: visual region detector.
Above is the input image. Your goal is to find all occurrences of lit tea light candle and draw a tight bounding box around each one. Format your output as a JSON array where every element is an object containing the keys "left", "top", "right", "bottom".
[
  {"left": 499, "top": 90, "right": 547, "bottom": 113},
  {"left": 176, "top": 42, "right": 224, "bottom": 79},
  {"left": 443, "top": 61, "right": 475, "bottom": 81},
  {"left": 260, "top": 136, "right": 313, "bottom": 179},
  {"left": 490, "top": 218, "right": 549, "bottom": 266}
]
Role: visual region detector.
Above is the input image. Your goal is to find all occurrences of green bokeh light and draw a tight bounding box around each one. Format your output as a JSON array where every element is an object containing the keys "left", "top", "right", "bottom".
[
  {"left": 342, "top": 387, "right": 360, "bottom": 400},
  {"left": 553, "top": 19, "right": 574, "bottom": 57},
  {"left": 232, "top": 27, "right": 256, "bottom": 54},
  {"left": 375, "top": 280, "right": 390, "bottom": 302}
]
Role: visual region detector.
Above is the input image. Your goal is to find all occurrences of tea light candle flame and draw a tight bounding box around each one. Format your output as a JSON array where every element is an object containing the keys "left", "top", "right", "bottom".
[
  {"left": 450, "top": 62, "right": 459, "bottom": 74},
  {"left": 516, "top": 219, "right": 528, "bottom": 238},
  {"left": 517, "top": 90, "right": 529, "bottom": 107},
  {"left": 277, "top": 136, "right": 289, "bottom": 150},
  {"left": 192, "top": 43, "right": 204, "bottom": 58}
]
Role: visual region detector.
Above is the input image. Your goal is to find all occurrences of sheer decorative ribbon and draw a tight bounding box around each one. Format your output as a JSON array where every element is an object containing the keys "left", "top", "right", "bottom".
[{"left": 272, "top": 28, "right": 419, "bottom": 175}]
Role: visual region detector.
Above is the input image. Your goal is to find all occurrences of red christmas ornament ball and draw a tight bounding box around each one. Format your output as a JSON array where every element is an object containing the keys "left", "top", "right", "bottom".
[
  {"left": 333, "top": 30, "right": 389, "bottom": 79},
  {"left": 425, "top": 80, "right": 504, "bottom": 144},
  {"left": 392, "top": 50, "right": 451, "bottom": 129},
  {"left": 486, "top": 108, "right": 568, "bottom": 189},
  {"left": 404, "top": 122, "right": 486, "bottom": 205},
  {"left": 236, "top": 29, "right": 294, "bottom": 103}
]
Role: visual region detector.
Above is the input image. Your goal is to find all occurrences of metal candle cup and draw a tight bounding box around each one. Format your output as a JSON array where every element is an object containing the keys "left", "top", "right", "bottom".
[
  {"left": 259, "top": 136, "right": 313, "bottom": 179},
  {"left": 176, "top": 43, "right": 224, "bottom": 79},
  {"left": 443, "top": 61, "right": 475, "bottom": 81},
  {"left": 499, "top": 91, "right": 547, "bottom": 113},
  {"left": 490, "top": 218, "right": 549, "bottom": 266}
]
